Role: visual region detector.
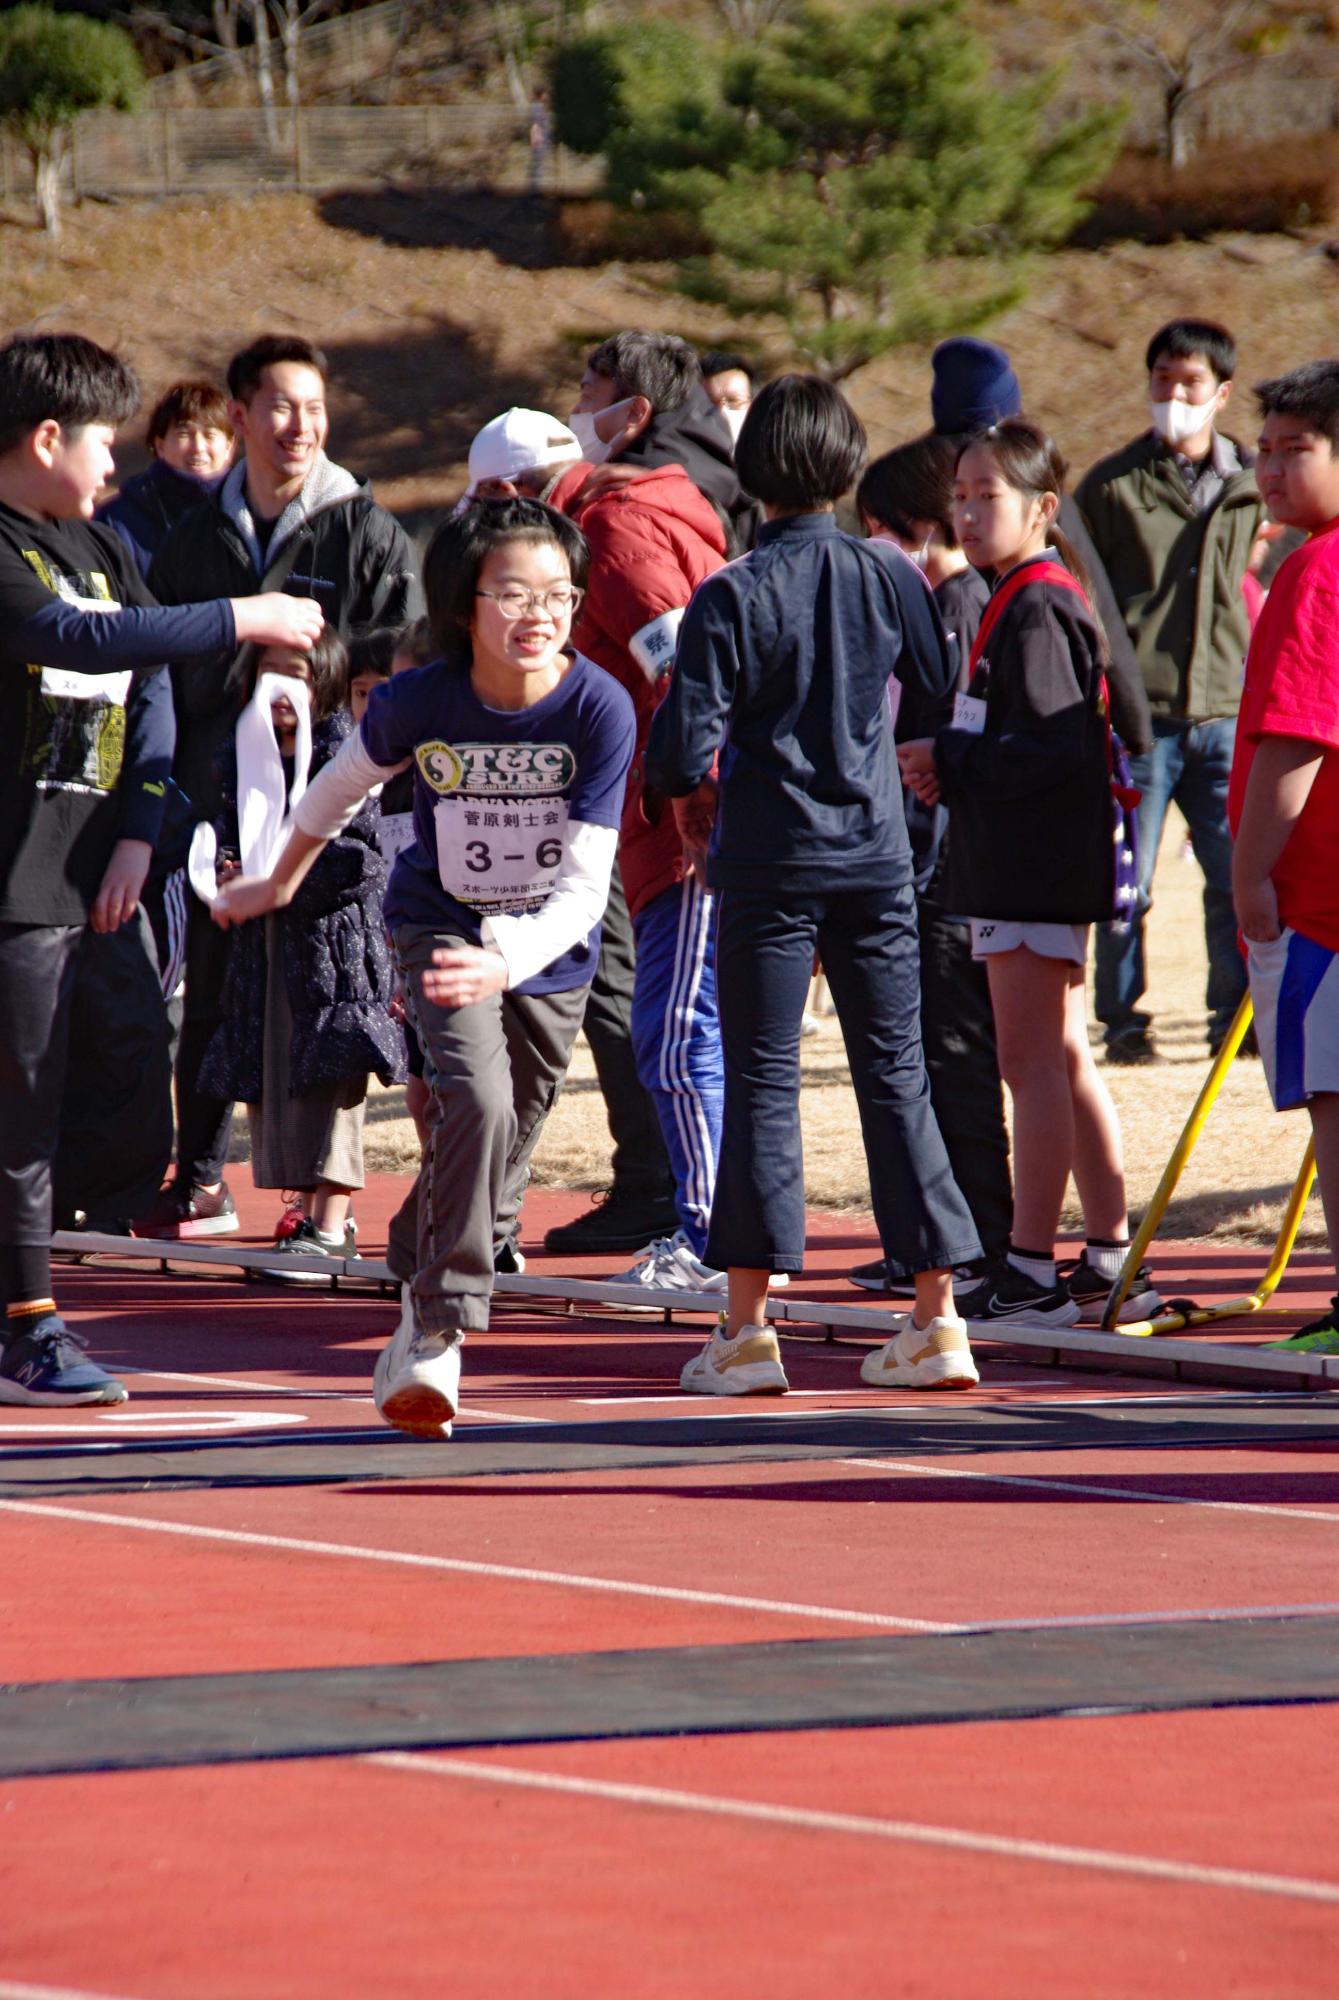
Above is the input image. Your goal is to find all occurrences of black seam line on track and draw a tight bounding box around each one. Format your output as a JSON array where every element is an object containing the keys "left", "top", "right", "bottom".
[
  {"left": 4, "top": 1615, "right": 1339, "bottom": 1780},
  {"left": 2, "top": 1402, "right": 1338, "bottom": 1499}
]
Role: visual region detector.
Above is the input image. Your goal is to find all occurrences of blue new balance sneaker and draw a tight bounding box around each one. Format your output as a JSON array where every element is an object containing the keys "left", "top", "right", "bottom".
[{"left": 0, "top": 1315, "right": 128, "bottom": 1406}]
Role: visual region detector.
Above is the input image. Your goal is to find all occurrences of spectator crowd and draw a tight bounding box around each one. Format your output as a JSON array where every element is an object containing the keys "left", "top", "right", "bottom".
[{"left": 3, "top": 313, "right": 1338, "bottom": 1436}]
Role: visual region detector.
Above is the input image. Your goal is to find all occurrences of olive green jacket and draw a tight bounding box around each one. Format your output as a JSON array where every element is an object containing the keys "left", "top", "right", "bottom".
[{"left": 1075, "top": 433, "right": 1261, "bottom": 721}]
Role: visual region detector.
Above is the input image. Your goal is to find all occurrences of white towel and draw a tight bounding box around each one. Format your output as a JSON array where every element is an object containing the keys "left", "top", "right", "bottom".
[{"left": 188, "top": 672, "right": 313, "bottom": 906}]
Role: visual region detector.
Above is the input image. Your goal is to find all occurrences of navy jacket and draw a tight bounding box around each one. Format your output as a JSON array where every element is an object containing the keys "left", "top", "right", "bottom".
[
  {"left": 646, "top": 511, "right": 954, "bottom": 895},
  {"left": 98, "top": 461, "right": 221, "bottom": 578}
]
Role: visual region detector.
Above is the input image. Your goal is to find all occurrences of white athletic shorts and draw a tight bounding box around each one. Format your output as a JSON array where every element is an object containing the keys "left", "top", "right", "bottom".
[
  {"left": 1245, "top": 925, "right": 1339, "bottom": 1112},
  {"left": 969, "top": 919, "right": 1088, "bottom": 965}
]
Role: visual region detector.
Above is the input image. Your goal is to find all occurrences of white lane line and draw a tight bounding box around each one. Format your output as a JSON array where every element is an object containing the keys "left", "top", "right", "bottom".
[
  {"left": 0, "top": 1499, "right": 952, "bottom": 1633},
  {"left": 0, "top": 1982, "right": 147, "bottom": 2000},
  {"left": 367, "top": 1752, "right": 1339, "bottom": 1905},
  {"left": 833, "top": 1457, "right": 1339, "bottom": 1526},
  {"left": 119, "top": 1366, "right": 368, "bottom": 1398},
  {"left": 950, "top": 1601, "right": 1339, "bottom": 1633}
]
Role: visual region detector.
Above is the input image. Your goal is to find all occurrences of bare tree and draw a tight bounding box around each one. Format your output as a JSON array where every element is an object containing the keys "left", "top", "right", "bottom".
[{"left": 1049, "top": 1, "right": 1308, "bottom": 168}]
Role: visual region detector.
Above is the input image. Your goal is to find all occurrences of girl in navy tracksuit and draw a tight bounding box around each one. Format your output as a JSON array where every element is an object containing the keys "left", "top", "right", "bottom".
[
  {"left": 897, "top": 418, "right": 1159, "bottom": 1329},
  {"left": 647, "top": 375, "right": 982, "bottom": 1400}
]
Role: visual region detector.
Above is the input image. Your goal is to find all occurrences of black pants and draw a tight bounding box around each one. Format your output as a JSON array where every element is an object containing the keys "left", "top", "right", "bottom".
[
  {"left": 0, "top": 921, "right": 83, "bottom": 1249},
  {"left": 174, "top": 897, "right": 235, "bottom": 1187},
  {"left": 580, "top": 856, "right": 674, "bottom": 1199},
  {"left": 53, "top": 907, "right": 175, "bottom": 1231},
  {"left": 918, "top": 882, "right": 1013, "bottom": 1264},
  {"left": 706, "top": 881, "right": 982, "bottom": 1280}
]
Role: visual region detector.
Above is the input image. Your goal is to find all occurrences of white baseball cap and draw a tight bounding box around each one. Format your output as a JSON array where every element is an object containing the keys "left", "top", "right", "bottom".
[{"left": 464, "top": 407, "right": 583, "bottom": 498}]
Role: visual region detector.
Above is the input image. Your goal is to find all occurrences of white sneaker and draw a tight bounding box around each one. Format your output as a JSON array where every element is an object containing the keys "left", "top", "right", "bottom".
[
  {"left": 860, "top": 1314, "right": 979, "bottom": 1392},
  {"left": 373, "top": 1286, "right": 461, "bottom": 1439},
  {"left": 680, "top": 1321, "right": 789, "bottom": 1396},
  {"left": 611, "top": 1232, "right": 728, "bottom": 1294}
]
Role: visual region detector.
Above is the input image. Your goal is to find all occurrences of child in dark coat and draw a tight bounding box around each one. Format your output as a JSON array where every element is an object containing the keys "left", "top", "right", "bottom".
[{"left": 199, "top": 630, "right": 404, "bottom": 1272}]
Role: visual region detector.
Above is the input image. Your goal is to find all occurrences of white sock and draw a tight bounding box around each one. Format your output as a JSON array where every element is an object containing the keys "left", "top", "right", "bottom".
[
  {"left": 1007, "top": 1248, "right": 1056, "bottom": 1288},
  {"left": 315, "top": 1227, "right": 345, "bottom": 1247},
  {"left": 1085, "top": 1240, "right": 1129, "bottom": 1282}
]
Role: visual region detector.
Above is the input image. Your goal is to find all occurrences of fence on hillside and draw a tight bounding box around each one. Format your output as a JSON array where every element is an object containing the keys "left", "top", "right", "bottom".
[{"left": 0, "top": 105, "right": 601, "bottom": 201}]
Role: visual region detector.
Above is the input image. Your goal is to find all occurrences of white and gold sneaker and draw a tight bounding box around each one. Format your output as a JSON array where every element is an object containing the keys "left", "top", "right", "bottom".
[
  {"left": 680, "top": 1319, "right": 789, "bottom": 1397},
  {"left": 859, "top": 1314, "right": 979, "bottom": 1392}
]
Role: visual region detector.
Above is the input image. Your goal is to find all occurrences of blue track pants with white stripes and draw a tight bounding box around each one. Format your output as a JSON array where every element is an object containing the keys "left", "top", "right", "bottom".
[{"left": 630, "top": 878, "right": 723, "bottom": 1258}]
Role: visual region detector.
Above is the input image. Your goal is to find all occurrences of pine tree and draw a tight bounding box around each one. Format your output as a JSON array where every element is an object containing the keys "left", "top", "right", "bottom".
[{"left": 558, "top": 1, "right": 1122, "bottom": 380}]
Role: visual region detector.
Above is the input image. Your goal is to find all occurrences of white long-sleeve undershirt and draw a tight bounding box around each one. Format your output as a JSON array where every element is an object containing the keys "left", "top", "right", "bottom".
[{"left": 292, "top": 729, "right": 618, "bottom": 990}]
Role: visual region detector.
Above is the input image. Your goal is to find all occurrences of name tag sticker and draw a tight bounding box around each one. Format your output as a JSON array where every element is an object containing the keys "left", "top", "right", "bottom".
[
  {"left": 952, "top": 692, "right": 987, "bottom": 735},
  {"left": 377, "top": 811, "right": 416, "bottom": 866}
]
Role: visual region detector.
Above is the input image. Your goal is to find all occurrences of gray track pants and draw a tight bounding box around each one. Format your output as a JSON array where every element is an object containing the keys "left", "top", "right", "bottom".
[{"left": 389, "top": 924, "right": 587, "bottom": 1338}]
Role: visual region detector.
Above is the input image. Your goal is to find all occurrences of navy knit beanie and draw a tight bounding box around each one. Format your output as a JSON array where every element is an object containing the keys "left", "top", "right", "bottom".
[{"left": 930, "top": 338, "right": 1022, "bottom": 435}]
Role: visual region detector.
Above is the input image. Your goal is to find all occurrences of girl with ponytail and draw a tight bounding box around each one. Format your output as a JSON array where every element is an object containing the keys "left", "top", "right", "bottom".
[{"left": 897, "top": 418, "right": 1162, "bottom": 1330}]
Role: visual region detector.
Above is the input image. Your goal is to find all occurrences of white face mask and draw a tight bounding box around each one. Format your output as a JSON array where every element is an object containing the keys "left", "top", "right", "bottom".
[
  {"left": 1151, "top": 394, "right": 1219, "bottom": 447},
  {"left": 569, "top": 397, "right": 638, "bottom": 466},
  {"left": 720, "top": 404, "right": 748, "bottom": 445}
]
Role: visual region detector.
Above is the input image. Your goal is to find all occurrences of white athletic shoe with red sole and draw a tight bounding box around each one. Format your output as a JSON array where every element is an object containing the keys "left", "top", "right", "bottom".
[{"left": 374, "top": 1287, "right": 461, "bottom": 1439}]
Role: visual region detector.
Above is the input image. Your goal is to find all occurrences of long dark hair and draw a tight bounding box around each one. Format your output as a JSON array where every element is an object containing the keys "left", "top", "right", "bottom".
[{"left": 953, "top": 417, "right": 1104, "bottom": 650}]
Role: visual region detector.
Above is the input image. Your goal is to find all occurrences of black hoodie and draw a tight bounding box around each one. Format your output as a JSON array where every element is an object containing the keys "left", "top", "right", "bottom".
[{"left": 618, "top": 384, "right": 762, "bottom": 552}]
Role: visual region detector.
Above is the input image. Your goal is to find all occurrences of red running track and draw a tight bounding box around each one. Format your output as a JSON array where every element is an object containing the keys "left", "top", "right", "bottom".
[{"left": 1, "top": 1168, "right": 1336, "bottom": 1998}]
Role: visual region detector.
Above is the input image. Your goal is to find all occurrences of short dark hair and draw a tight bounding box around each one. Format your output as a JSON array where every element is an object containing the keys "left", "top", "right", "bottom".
[
  {"left": 1254, "top": 360, "right": 1339, "bottom": 451},
  {"left": 341, "top": 626, "right": 399, "bottom": 706},
  {"left": 226, "top": 334, "right": 328, "bottom": 404},
  {"left": 146, "top": 378, "right": 232, "bottom": 450},
  {"left": 394, "top": 615, "right": 435, "bottom": 667},
  {"left": 585, "top": 331, "right": 700, "bottom": 415},
  {"left": 0, "top": 333, "right": 139, "bottom": 459},
  {"left": 699, "top": 350, "right": 757, "bottom": 387},
  {"left": 422, "top": 498, "right": 589, "bottom": 670},
  {"left": 1145, "top": 318, "right": 1237, "bottom": 384},
  {"left": 954, "top": 418, "right": 1103, "bottom": 648},
  {"left": 233, "top": 625, "right": 348, "bottom": 724},
  {"left": 734, "top": 374, "right": 866, "bottom": 509},
  {"left": 857, "top": 434, "right": 959, "bottom": 546}
]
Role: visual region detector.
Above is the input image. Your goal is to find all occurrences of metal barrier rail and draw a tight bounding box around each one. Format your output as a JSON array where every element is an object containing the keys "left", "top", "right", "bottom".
[{"left": 51, "top": 1230, "right": 1339, "bottom": 1391}]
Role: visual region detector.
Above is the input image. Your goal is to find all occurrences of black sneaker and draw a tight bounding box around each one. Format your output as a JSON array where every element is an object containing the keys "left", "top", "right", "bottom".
[
  {"left": 261, "top": 1216, "right": 351, "bottom": 1284},
  {"left": 954, "top": 1259, "right": 1081, "bottom": 1327},
  {"left": 1104, "top": 1030, "right": 1160, "bottom": 1067},
  {"left": 1208, "top": 1023, "right": 1259, "bottom": 1060},
  {"left": 494, "top": 1239, "right": 526, "bottom": 1275},
  {"left": 542, "top": 1185, "right": 681, "bottom": 1256},
  {"left": 847, "top": 1257, "right": 985, "bottom": 1298},
  {"left": 132, "top": 1178, "right": 239, "bottom": 1240},
  {"left": 1058, "top": 1252, "right": 1163, "bottom": 1325}
]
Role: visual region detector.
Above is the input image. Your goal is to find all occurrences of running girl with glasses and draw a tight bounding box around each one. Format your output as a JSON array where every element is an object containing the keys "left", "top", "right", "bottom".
[{"left": 215, "top": 499, "right": 635, "bottom": 1437}]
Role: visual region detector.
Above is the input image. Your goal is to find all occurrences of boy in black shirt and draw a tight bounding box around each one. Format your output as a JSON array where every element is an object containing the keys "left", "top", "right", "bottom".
[{"left": 0, "top": 333, "right": 322, "bottom": 1407}]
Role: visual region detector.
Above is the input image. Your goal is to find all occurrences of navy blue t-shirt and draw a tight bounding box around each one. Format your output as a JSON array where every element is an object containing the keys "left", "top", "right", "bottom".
[{"left": 360, "top": 650, "right": 635, "bottom": 994}]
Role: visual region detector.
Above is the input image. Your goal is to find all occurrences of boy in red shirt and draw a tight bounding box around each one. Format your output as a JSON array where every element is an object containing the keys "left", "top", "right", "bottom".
[{"left": 1229, "top": 360, "right": 1339, "bottom": 1350}]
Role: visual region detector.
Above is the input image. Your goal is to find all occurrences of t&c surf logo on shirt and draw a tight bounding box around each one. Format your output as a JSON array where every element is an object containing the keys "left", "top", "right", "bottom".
[{"left": 414, "top": 740, "right": 577, "bottom": 796}]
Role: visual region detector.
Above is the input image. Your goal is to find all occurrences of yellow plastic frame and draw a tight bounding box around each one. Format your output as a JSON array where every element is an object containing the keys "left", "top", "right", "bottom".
[{"left": 1100, "top": 993, "right": 1317, "bottom": 1336}]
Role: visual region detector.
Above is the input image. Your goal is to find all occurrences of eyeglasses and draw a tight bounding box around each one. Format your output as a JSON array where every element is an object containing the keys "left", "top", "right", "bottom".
[{"left": 476, "top": 585, "right": 583, "bottom": 620}]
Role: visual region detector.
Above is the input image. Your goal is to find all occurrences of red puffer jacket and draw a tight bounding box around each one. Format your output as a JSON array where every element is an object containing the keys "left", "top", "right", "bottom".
[{"left": 550, "top": 461, "right": 728, "bottom": 921}]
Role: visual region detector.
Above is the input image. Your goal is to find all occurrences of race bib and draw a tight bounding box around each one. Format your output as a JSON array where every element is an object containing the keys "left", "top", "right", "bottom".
[
  {"left": 434, "top": 795, "right": 568, "bottom": 911},
  {"left": 952, "top": 692, "right": 987, "bottom": 735}
]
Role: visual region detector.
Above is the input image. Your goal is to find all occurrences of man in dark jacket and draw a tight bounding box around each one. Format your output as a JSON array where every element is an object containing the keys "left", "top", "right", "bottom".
[
  {"left": 1078, "top": 319, "right": 1262, "bottom": 1062},
  {"left": 136, "top": 333, "right": 422, "bottom": 1239}
]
